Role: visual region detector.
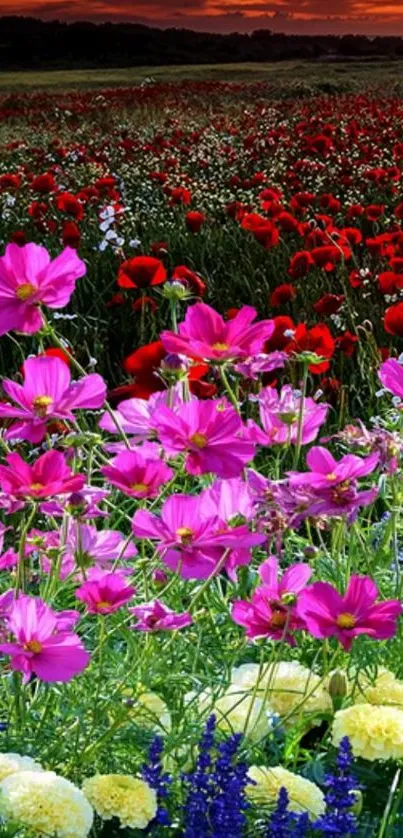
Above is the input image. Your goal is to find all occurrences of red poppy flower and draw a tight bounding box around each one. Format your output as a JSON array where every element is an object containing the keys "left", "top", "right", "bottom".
[
  {"left": 349, "top": 269, "right": 366, "bottom": 289},
  {"left": 226, "top": 201, "right": 247, "bottom": 221},
  {"left": 226, "top": 308, "right": 240, "bottom": 320},
  {"left": 311, "top": 245, "right": 351, "bottom": 271},
  {"left": 241, "top": 213, "right": 279, "bottom": 249},
  {"left": 0, "top": 174, "right": 21, "bottom": 190},
  {"left": 270, "top": 284, "right": 296, "bottom": 307},
  {"left": 366, "top": 204, "right": 384, "bottom": 222},
  {"left": 62, "top": 221, "right": 81, "bottom": 249},
  {"left": 150, "top": 241, "right": 168, "bottom": 257},
  {"left": 10, "top": 230, "right": 26, "bottom": 247},
  {"left": 339, "top": 227, "right": 362, "bottom": 246},
  {"left": 185, "top": 211, "right": 206, "bottom": 233},
  {"left": 378, "top": 272, "right": 403, "bottom": 295},
  {"left": 384, "top": 302, "right": 403, "bottom": 337},
  {"left": 123, "top": 340, "right": 165, "bottom": 377},
  {"left": 313, "top": 294, "right": 345, "bottom": 316},
  {"left": 336, "top": 331, "right": 358, "bottom": 357},
  {"left": 286, "top": 324, "right": 335, "bottom": 373},
  {"left": 288, "top": 250, "right": 314, "bottom": 279},
  {"left": 55, "top": 192, "right": 84, "bottom": 221},
  {"left": 264, "top": 315, "right": 295, "bottom": 352},
  {"left": 118, "top": 257, "right": 167, "bottom": 290},
  {"left": 346, "top": 204, "right": 364, "bottom": 220},
  {"left": 132, "top": 296, "right": 158, "bottom": 313},
  {"left": 169, "top": 187, "right": 191, "bottom": 206},
  {"left": 106, "top": 293, "right": 126, "bottom": 308},
  {"left": 319, "top": 193, "right": 341, "bottom": 214},
  {"left": 390, "top": 257, "right": 403, "bottom": 274},
  {"left": 172, "top": 266, "right": 207, "bottom": 297},
  {"left": 31, "top": 173, "right": 56, "bottom": 194},
  {"left": 42, "top": 347, "right": 71, "bottom": 367},
  {"left": 277, "top": 212, "right": 301, "bottom": 234}
]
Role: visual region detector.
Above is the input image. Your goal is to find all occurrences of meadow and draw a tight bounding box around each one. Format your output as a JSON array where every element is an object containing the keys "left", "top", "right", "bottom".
[{"left": 0, "top": 66, "right": 403, "bottom": 836}]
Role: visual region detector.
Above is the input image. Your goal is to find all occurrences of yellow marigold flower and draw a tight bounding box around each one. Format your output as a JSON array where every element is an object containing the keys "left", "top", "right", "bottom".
[
  {"left": 0, "top": 752, "right": 43, "bottom": 781},
  {"left": 122, "top": 689, "right": 172, "bottom": 732},
  {"left": 232, "top": 662, "right": 332, "bottom": 726},
  {"left": 0, "top": 770, "right": 93, "bottom": 838},
  {"left": 82, "top": 774, "right": 157, "bottom": 830},
  {"left": 351, "top": 668, "right": 403, "bottom": 708},
  {"left": 194, "top": 685, "right": 274, "bottom": 743},
  {"left": 247, "top": 765, "right": 325, "bottom": 820},
  {"left": 332, "top": 704, "right": 403, "bottom": 761}
]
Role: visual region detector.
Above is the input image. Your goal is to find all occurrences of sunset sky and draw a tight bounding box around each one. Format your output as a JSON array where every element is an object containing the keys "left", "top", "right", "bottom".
[{"left": 2, "top": 0, "right": 403, "bottom": 36}]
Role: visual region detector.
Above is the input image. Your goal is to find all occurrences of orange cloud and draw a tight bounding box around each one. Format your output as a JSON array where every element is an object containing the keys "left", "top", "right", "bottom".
[{"left": 2, "top": 0, "right": 403, "bottom": 34}]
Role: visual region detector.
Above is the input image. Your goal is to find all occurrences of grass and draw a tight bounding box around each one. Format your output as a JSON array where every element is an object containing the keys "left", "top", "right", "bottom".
[{"left": 1, "top": 59, "right": 403, "bottom": 90}]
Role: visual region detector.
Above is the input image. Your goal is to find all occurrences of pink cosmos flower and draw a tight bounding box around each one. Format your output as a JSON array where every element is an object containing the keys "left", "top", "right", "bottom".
[
  {"left": 0, "top": 243, "right": 86, "bottom": 336},
  {"left": 75, "top": 572, "right": 136, "bottom": 615},
  {"left": 288, "top": 446, "right": 380, "bottom": 490},
  {"left": 101, "top": 450, "right": 174, "bottom": 499},
  {"left": 235, "top": 351, "right": 288, "bottom": 380},
  {"left": 200, "top": 479, "right": 262, "bottom": 580},
  {"left": 200, "top": 478, "right": 255, "bottom": 522},
  {"left": 40, "top": 487, "right": 109, "bottom": 519},
  {"left": 287, "top": 446, "right": 380, "bottom": 520},
  {"left": 132, "top": 493, "right": 262, "bottom": 580},
  {"left": 0, "top": 548, "right": 18, "bottom": 571},
  {"left": 299, "top": 575, "right": 402, "bottom": 651},
  {"left": 378, "top": 358, "right": 403, "bottom": 399},
  {"left": 258, "top": 555, "right": 312, "bottom": 605},
  {"left": 248, "top": 384, "right": 329, "bottom": 447},
  {"left": 232, "top": 588, "right": 302, "bottom": 645},
  {"left": 64, "top": 523, "right": 137, "bottom": 575},
  {"left": 99, "top": 388, "right": 183, "bottom": 444},
  {"left": 0, "top": 595, "right": 89, "bottom": 682},
  {"left": 0, "top": 356, "right": 106, "bottom": 442},
  {"left": 129, "top": 599, "right": 192, "bottom": 632},
  {"left": 161, "top": 302, "right": 274, "bottom": 363},
  {"left": 232, "top": 556, "right": 311, "bottom": 644},
  {"left": 153, "top": 399, "right": 255, "bottom": 478},
  {"left": 0, "top": 450, "right": 84, "bottom": 500}
]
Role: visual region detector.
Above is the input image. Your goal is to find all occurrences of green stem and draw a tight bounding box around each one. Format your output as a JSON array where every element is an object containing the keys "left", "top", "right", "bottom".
[
  {"left": 219, "top": 366, "right": 240, "bottom": 413},
  {"left": 292, "top": 362, "right": 309, "bottom": 470}
]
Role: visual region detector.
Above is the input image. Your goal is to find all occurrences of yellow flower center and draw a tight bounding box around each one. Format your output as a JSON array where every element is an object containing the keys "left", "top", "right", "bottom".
[
  {"left": 269, "top": 610, "right": 288, "bottom": 629},
  {"left": 190, "top": 432, "right": 208, "bottom": 448},
  {"left": 326, "top": 472, "right": 337, "bottom": 481},
  {"left": 130, "top": 482, "right": 148, "bottom": 493},
  {"left": 176, "top": 527, "right": 194, "bottom": 545},
  {"left": 97, "top": 600, "right": 112, "bottom": 610},
  {"left": 32, "top": 395, "right": 54, "bottom": 417},
  {"left": 30, "top": 483, "right": 44, "bottom": 491},
  {"left": 16, "top": 282, "right": 36, "bottom": 301},
  {"left": 337, "top": 612, "right": 357, "bottom": 629},
  {"left": 24, "top": 640, "right": 42, "bottom": 653},
  {"left": 212, "top": 342, "right": 229, "bottom": 351}
]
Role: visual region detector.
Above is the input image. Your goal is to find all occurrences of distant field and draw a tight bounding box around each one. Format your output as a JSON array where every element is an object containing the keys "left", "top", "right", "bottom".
[{"left": 0, "top": 59, "right": 403, "bottom": 90}]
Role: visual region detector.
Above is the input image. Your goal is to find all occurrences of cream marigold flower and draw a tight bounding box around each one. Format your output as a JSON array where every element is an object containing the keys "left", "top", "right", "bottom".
[
  {"left": 232, "top": 661, "right": 332, "bottom": 726},
  {"left": 0, "top": 770, "right": 93, "bottom": 838},
  {"left": 0, "top": 752, "right": 43, "bottom": 781},
  {"left": 247, "top": 765, "right": 325, "bottom": 820},
  {"left": 332, "top": 704, "right": 403, "bottom": 761},
  {"left": 351, "top": 668, "right": 403, "bottom": 708},
  {"left": 122, "top": 689, "right": 172, "bottom": 732},
  {"left": 195, "top": 684, "right": 274, "bottom": 743},
  {"left": 82, "top": 774, "right": 157, "bottom": 829}
]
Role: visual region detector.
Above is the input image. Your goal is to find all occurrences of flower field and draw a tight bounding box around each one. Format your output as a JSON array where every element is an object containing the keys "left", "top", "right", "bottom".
[{"left": 2, "top": 77, "right": 403, "bottom": 836}]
